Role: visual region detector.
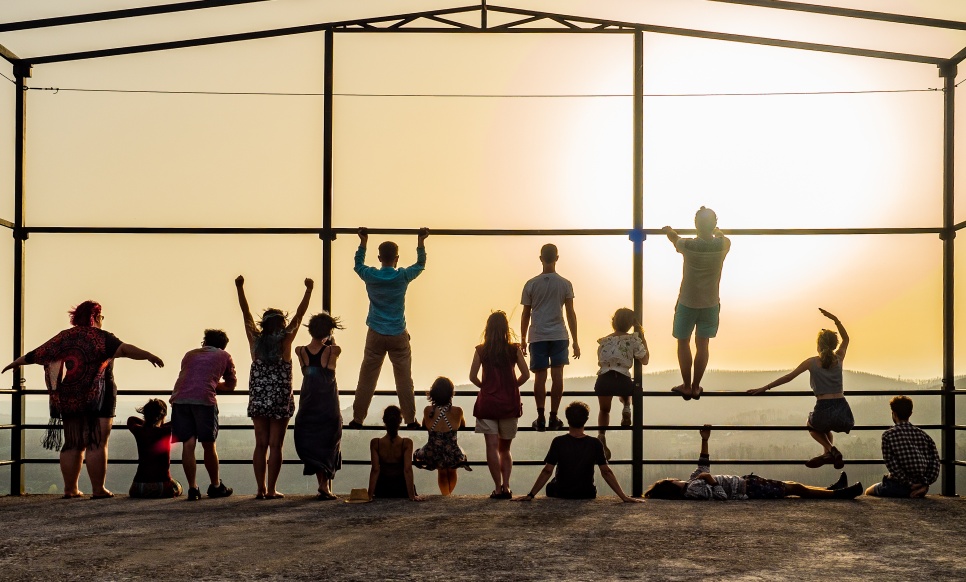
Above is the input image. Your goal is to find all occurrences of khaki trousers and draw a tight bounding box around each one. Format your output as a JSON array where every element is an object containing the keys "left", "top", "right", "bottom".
[{"left": 352, "top": 328, "right": 416, "bottom": 424}]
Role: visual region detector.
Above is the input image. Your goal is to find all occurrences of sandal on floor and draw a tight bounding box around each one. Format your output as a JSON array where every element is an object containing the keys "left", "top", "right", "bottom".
[{"left": 316, "top": 492, "right": 337, "bottom": 501}]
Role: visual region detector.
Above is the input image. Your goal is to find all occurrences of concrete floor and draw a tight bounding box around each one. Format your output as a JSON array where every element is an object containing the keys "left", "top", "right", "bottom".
[{"left": 1, "top": 494, "right": 964, "bottom": 581}]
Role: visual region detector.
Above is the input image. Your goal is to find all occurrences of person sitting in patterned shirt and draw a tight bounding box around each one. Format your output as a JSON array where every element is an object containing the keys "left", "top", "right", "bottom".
[
  {"left": 644, "top": 425, "right": 864, "bottom": 500},
  {"left": 865, "top": 396, "right": 939, "bottom": 498}
]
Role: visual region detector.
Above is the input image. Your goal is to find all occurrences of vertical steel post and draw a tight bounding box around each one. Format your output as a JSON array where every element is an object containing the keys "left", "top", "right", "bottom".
[
  {"left": 11, "top": 63, "right": 30, "bottom": 496},
  {"left": 631, "top": 30, "right": 644, "bottom": 498},
  {"left": 322, "top": 29, "right": 334, "bottom": 313},
  {"left": 940, "top": 64, "right": 956, "bottom": 496}
]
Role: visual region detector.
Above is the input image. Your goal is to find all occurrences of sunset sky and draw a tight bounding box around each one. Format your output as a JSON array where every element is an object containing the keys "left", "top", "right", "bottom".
[{"left": 2, "top": 0, "right": 966, "bottom": 407}]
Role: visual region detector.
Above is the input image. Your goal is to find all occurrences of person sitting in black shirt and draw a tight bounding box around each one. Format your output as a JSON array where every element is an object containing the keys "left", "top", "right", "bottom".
[{"left": 517, "top": 401, "right": 642, "bottom": 503}]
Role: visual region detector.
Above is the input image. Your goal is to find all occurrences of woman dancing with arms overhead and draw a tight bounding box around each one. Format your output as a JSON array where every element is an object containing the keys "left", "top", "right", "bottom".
[
  {"left": 235, "top": 275, "right": 313, "bottom": 499},
  {"left": 747, "top": 308, "right": 854, "bottom": 470}
]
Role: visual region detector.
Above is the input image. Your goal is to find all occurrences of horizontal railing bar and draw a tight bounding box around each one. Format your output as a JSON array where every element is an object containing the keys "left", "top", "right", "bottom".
[
  {"left": 15, "top": 457, "right": 888, "bottom": 466},
  {"left": 20, "top": 226, "right": 946, "bottom": 236},
  {"left": 17, "top": 423, "right": 943, "bottom": 431},
  {"left": 16, "top": 389, "right": 951, "bottom": 397}
]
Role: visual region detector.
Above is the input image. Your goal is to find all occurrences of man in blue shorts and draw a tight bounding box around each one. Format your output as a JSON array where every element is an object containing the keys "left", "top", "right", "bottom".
[
  {"left": 663, "top": 207, "right": 730, "bottom": 400},
  {"left": 521, "top": 243, "right": 579, "bottom": 431}
]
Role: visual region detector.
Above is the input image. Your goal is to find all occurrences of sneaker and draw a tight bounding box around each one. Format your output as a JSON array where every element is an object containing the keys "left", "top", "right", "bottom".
[
  {"left": 532, "top": 416, "right": 546, "bottom": 432},
  {"left": 207, "top": 481, "right": 233, "bottom": 498},
  {"left": 826, "top": 472, "right": 848, "bottom": 491},
  {"left": 833, "top": 482, "right": 863, "bottom": 499},
  {"left": 187, "top": 487, "right": 202, "bottom": 501},
  {"left": 805, "top": 452, "right": 834, "bottom": 469},
  {"left": 830, "top": 447, "right": 845, "bottom": 470},
  {"left": 405, "top": 422, "right": 421, "bottom": 430},
  {"left": 621, "top": 408, "right": 632, "bottom": 427},
  {"left": 599, "top": 435, "right": 612, "bottom": 461},
  {"left": 347, "top": 420, "right": 364, "bottom": 430},
  {"left": 548, "top": 417, "right": 564, "bottom": 431}
]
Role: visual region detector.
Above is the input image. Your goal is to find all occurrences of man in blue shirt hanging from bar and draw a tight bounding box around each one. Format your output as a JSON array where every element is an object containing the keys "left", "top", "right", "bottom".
[{"left": 349, "top": 227, "right": 429, "bottom": 429}]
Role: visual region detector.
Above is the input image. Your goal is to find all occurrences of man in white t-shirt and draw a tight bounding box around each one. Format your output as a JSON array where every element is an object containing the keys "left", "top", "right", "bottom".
[
  {"left": 520, "top": 244, "right": 580, "bottom": 431},
  {"left": 663, "top": 207, "right": 730, "bottom": 400}
]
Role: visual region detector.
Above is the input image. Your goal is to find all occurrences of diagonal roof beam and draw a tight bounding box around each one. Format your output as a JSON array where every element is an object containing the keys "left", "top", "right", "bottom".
[
  {"left": 949, "top": 45, "right": 966, "bottom": 67},
  {"left": 487, "top": 5, "right": 946, "bottom": 65},
  {"left": 22, "top": 5, "right": 481, "bottom": 65},
  {"left": 708, "top": 0, "right": 966, "bottom": 31},
  {"left": 0, "top": 0, "right": 271, "bottom": 33},
  {"left": 0, "top": 41, "right": 20, "bottom": 65}
]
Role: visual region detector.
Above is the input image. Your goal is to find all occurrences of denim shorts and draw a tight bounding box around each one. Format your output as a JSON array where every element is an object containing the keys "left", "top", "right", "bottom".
[
  {"left": 672, "top": 303, "right": 720, "bottom": 340},
  {"left": 871, "top": 476, "right": 913, "bottom": 498},
  {"left": 528, "top": 340, "right": 570, "bottom": 371}
]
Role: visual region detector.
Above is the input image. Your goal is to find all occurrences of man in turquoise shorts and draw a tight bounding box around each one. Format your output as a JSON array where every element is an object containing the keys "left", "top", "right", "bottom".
[{"left": 662, "top": 207, "right": 730, "bottom": 400}]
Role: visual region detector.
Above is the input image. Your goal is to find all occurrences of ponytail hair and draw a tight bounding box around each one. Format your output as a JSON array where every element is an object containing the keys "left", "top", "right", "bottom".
[
  {"left": 817, "top": 329, "right": 839, "bottom": 369},
  {"left": 383, "top": 405, "right": 402, "bottom": 442}
]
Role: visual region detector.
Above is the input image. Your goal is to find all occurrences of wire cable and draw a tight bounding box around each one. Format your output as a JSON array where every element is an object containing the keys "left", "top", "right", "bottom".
[{"left": 23, "top": 85, "right": 942, "bottom": 97}]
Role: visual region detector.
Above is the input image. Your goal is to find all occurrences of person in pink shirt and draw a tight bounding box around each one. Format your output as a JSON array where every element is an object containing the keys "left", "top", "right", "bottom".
[{"left": 170, "top": 329, "right": 237, "bottom": 501}]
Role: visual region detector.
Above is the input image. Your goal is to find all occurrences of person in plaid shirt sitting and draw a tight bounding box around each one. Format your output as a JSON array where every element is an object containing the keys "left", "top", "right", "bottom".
[{"left": 866, "top": 396, "right": 939, "bottom": 498}]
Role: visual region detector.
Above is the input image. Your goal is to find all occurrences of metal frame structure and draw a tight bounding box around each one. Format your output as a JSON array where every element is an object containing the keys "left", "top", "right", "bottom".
[{"left": 1, "top": 1, "right": 964, "bottom": 497}]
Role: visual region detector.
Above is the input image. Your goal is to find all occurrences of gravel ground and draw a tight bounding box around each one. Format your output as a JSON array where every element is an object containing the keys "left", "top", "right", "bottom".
[{"left": 1, "top": 494, "right": 964, "bottom": 581}]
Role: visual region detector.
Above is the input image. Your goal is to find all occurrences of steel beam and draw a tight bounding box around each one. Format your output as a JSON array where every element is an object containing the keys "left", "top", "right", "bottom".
[
  {"left": 709, "top": 0, "right": 966, "bottom": 31},
  {"left": 10, "top": 64, "right": 29, "bottom": 496},
  {"left": 941, "top": 64, "right": 957, "bottom": 496},
  {"left": 322, "top": 29, "right": 334, "bottom": 313},
  {"left": 631, "top": 30, "right": 644, "bottom": 498},
  {"left": 0, "top": 0, "right": 270, "bottom": 33}
]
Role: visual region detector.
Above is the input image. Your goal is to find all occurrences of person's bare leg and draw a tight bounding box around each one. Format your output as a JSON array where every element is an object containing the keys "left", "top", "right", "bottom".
[
  {"left": 549, "top": 366, "right": 565, "bottom": 417},
  {"left": 484, "top": 433, "right": 502, "bottom": 493},
  {"left": 533, "top": 369, "right": 548, "bottom": 410},
  {"left": 673, "top": 338, "right": 693, "bottom": 397},
  {"left": 597, "top": 395, "right": 612, "bottom": 437},
  {"left": 692, "top": 337, "right": 710, "bottom": 397},
  {"left": 266, "top": 418, "right": 288, "bottom": 497},
  {"left": 182, "top": 437, "right": 199, "bottom": 489},
  {"left": 60, "top": 448, "right": 84, "bottom": 497},
  {"left": 809, "top": 429, "right": 833, "bottom": 453},
  {"left": 316, "top": 472, "right": 332, "bottom": 495},
  {"left": 252, "top": 417, "right": 270, "bottom": 497},
  {"left": 447, "top": 468, "right": 458, "bottom": 495},
  {"left": 498, "top": 438, "right": 513, "bottom": 493},
  {"left": 201, "top": 441, "right": 220, "bottom": 487},
  {"left": 437, "top": 469, "right": 449, "bottom": 495},
  {"left": 85, "top": 418, "right": 113, "bottom": 496},
  {"left": 784, "top": 481, "right": 835, "bottom": 499}
]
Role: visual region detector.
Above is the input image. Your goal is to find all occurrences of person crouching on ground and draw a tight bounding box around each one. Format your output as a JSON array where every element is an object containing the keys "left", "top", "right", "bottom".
[
  {"left": 127, "top": 399, "right": 182, "bottom": 498},
  {"left": 517, "top": 401, "right": 641, "bottom": 503},
  {"left": 644, "top": 425, "right": 863, "bottom": 500},
  {"left": 170, "top": 329, "right": 236, "bottom": 501},
  {"left": 865, "top": 396, "right": 939, "bottom": 498}
]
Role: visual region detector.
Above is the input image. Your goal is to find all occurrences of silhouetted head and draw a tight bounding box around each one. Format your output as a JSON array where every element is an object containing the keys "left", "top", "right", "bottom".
[
  {"left": 540, "top": 244, "right": 558, "bottom": 265},
  {"left": 203, "top": 329, "right": 229, "bottom": 350},
  {"left": 817, "top": 329, "right": 839, "bottom": 369},
  {"left": 427, "top": 377, "right": 455, "bottom": 408},
  {"left": 253, "top": 309, "right": 287, "bottom": 361},
  {"left": 378, "top": 241, "right": 399, "bottom": 266},
  {"left": 306, "top": 312, "right": 344, "bottom": 340},
  {"left": 564, "top": 401, "right": 590, "bottom": 428},
  {"left": 480, "top": 311, "right": 517, "bottom": 368},
  {"left": 694, "top": 206, "right": 717, "bottom": 236},
  {"left": 137, "top": 398, "right": 168, "bottom": 427},
  {"left": 890, "top": 395, "right": 913, "bottom": 422},
  {"left": 69, "top": 300, "right": 102, "bottom": 328},
  {"left": 383, "top": 405, "right": 403, "bottom": 442},
  {"left": 611, "top": 307, "right": 644, "bottom": 338},
  {"left": 644, "top": 479, "right": 687, "bottom": 500}
]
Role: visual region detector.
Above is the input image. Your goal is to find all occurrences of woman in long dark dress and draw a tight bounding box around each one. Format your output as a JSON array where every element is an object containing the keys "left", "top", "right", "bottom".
[
  {"left": 294, "top": 312, "right": 344, "bottom": 500},
  {"left": 2, "top": 300, "right": 164, "bottom": 498}
]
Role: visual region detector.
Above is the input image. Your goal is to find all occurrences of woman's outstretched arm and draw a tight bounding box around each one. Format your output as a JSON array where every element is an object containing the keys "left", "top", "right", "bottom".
[
  {"left": 747, "top": 359, "right": 811, "bottom": 395},
  {"left": 1, "top": 355, "right": 28, "bottom": 374},
  {"left": 235, "top": 276, "right": 256, "bottom": 345},
  {"left": 820, "top": 308, "right": 849, "bottom": 361},
  {"left": 286, "top": 278, "right": 314, "bottom": 336},
  {"left": 114, "top": 344, "right": 164, "bottom": 367}
]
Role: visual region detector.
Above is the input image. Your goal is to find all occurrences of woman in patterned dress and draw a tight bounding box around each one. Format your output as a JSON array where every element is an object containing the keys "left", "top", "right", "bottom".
[
  {"left": 235, "top": 276, "right": 313, "bottom": 499},
  {"left": 413, "top": 377, "right": 471, "bottom": 495},
  {"left": 2, "top": 300, "right": 164, "bottom": 498}
]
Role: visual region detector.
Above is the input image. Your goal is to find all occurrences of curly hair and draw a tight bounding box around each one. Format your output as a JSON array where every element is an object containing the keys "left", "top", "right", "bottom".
[
  {"left": 69, "top": 300, "right": 102, "bottom": 327},
  {"left": 306, "top": 312, "right": 345, "bottom": 340},
  {"left": 136, "top": 398, "right": 168, "bottom": 426},
  {"left": 427, "top": 377, "right": 455, "bottom": 408}
]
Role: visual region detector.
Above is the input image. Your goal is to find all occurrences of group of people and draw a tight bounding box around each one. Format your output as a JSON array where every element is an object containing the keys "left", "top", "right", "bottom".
[{"left": 0, "top": 208, "right": 942, "bottom": 502}]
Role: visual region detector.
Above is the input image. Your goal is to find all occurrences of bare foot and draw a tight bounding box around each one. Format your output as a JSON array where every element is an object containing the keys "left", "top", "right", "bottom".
[
  {"left": 91, "top": 490, "right": 115, "bottom": 499},
  {"left": 692, "top": 385, "right": 704, "bottom": 400},
  {"left": 671, "top": 385, "right": 692, "bottom": 401},
  {"left": 910, "top": 485, "right": 928, "bottom": 498},
  {"left": 266, "top": 492, "right": 285, "bottom": 499},
  {"left": 61, "top": 491, "right": 84, "bottom": 499}
]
